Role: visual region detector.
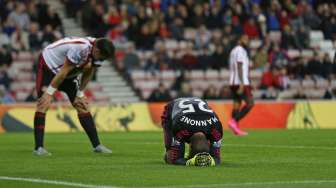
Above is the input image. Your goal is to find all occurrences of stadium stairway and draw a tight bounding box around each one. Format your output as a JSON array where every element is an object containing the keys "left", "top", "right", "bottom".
[{"left": 49, "top": 1, "right": 140, "bottom": 103}]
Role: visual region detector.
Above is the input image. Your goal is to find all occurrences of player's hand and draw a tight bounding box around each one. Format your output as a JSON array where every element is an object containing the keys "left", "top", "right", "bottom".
[
  {"left": 73, "top": 96, "right": 89, "bottom": 112},
  {"left": 38, "top": 92, "right": 53, "bottom": 111},
  {"left": 186, "top": 152, "right": 215, "bottom": 167},
  {"left": 237, "top": 84, "right": 244, "bottom": 95}
]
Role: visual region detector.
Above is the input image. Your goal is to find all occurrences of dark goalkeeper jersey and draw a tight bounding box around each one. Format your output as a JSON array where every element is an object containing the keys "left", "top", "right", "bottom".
[{"left": 162, "top": 97, "right": 223, "bottom": 165}]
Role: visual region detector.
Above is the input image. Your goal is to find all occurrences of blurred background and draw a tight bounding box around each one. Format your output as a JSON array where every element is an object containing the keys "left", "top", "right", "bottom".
[{"left": 1, "top": 0, "right": 336, "bottom": 104}]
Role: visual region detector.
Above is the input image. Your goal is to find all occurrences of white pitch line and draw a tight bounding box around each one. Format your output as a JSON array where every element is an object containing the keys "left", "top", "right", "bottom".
[
  {"left": 153, "top": 180, "right": 336, "bottom": 188},
  {"left": 0, "top": 176, "right": 119, "bottom": 188}
]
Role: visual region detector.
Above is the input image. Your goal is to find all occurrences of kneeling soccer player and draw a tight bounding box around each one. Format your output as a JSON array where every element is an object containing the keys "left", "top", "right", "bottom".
[{"left": 161, "top": 97, "right": 223, "bottom": 166}]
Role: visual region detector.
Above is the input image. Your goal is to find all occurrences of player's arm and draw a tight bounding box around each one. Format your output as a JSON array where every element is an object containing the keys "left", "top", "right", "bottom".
[
  {"left": 237, "top": 62, "right": 244, "bottom": 94},
  {"left": 165, "top": 143, "right": 187, "bottom": 165},
  {"left": 209, "top": 118, "right": 223, "bottom": 166},
  {"left": 78, "top": 66, "right": 96, "bottom": 95},
  {"left": 47, "top": 58, "right": 75, "bottom": 95}
]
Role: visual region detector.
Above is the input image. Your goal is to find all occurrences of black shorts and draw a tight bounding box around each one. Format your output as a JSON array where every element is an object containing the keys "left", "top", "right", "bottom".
[
  {"left": 230, "top": 85, "right": 253, "bottom": 102},
  {"left": 35, "top": 54, "right": 79, "bottom": 103}
]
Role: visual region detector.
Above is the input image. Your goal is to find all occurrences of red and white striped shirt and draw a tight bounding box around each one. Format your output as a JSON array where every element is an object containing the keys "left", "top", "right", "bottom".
[
  {"left": 42, "top": 37, "right": 101, "bottom": 74},
  {"left": 229, "top": 45, "right": 251, "bottom": 86}
]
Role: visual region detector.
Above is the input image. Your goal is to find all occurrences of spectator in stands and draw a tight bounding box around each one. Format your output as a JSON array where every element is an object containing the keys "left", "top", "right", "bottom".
[
  {"left": 195, "top": 25, "right": 211, "bottom": 49},
  {"left": 0, "top": 86, "right": 15, "bottom": 104},
  {"left": 203, "top": 85, "right": 218, "bottom": 100},
  {"left": 260, "top": 66, "right": 282, "bottom": 89},
  {"left": 279, "top": 10, "right": 290, "bottom": 30},
  {"left": 268, "top": 44, "right": 288, "bottom": 68},
  {"left": 169, "top": 17, "right": 184, "bottom": 41},
  {"left": 25, "top": 87, "right": 38, "bottom": 102},
  {"left": 2, "top": 17, "right": 16, "bottom": 36},
  {"left": 198, "top": 47, "right": 212, "bottom": 70},
  {"left": 243, "top": 17, "right": 260, "bottom": 38},
  {"left": 306, "top": 52, "right": 323, "bottom": 77},
  {"left": 45, "top": 7, "right": 62, "bottom": 31},
  {"left": 253, "top": 46, "right": 268, "bottom": 70},
  {"left": 28, "top": 22, "right": 42, "bottom": 51},
  {"left": 11, "top": 25, "right": 30, "bottom": 51},
  {"left": 0, "top": 66, "right": 12, "bottom": 90},
  {"left": 147, "top": 82, "right": 172, "bottom": 102},
  {"left": 322, "top": 53, "right": 333, "bottom": 79},
  {"left": 7, "top": 2, "right": 30, "bottom": 30},
  {"left": 267, "top": 10, "right": 280, "bottom": 31},
  {"left": 41, "top": 24, "right": 57, "bottom": 46},
  {"left": 191, "top": 4, "right": 205, "bottom": 28},
  {"left": 0, "top": 45, "right": 13, "bottom": 68},
  {"left": 261, "top": 86, "right": 278, "bottom": 100},
  {"left": 0, "top": 27, "right": 10, "bottom": 48},
  {"left": 135, "top": 24, "right": 156, "bottom": 50},
  {"left": 90, "top": 3, "right": 107, "bottom": 37},
  {"left": 180, "top": 44, "right": 198, "bottom": 69},
  {"left": 176, "top": 82, "right": 193, "bottom": 98},
  {"left": 211, "top": 45, "right": 229, "bottom": 69},
  {"left": 123, "top": 43, "right": 140, "bottom": 72},
  {"left": 144, "top": 54, "right": 160, "bottom": 73},
  {"left": 281, "top": 25, "right": 300, "bottom": 49},
  {"left": 293, "top": 86, "right": 307, "bottom": 99},
  {"left": 218, "top": 86, "right": 231, "bottom": 100},
  {"left": 296, "top": 25, "right": 309, "bottom": 49},
  {"left": 302, "top": 4, "right": 321, "bottom": 30}
]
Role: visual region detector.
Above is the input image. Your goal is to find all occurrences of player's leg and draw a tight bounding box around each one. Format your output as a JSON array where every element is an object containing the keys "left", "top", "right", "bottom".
[
  {"left": 34, "top": 55, "right": 53, "bottom": 155},
  {"left": 161, "top": 102, "right": 174, "bottom": 162},
  {"left": 60, "top": 79, "right": 111, "bottom": 153},
  {"left": 228, "top": 86, "right": 247, "bottom": 135},
  {"left": 234, "top": 86, "right": 254, "bottom": 121}
]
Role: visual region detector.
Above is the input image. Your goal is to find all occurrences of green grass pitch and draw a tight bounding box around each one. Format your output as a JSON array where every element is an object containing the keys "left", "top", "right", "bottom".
[{"left": 0, "top": 130, "right": 336, "bottom": 188}]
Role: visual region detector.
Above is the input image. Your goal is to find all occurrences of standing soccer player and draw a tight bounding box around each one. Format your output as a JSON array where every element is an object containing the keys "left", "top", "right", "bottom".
[
  {"left": 228, "top": 35, "right": 254, "bottom": 136},
  {"left": 34, "top": 37, "right": 114, "bottom": 155}
]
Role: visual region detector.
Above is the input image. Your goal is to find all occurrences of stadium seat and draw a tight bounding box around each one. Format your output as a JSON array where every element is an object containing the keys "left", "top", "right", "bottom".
[
  {"left": 301, "top": 49, "right": 314, "bottom": 59},
  {"left": 205, "top": 70, "right": 219, "bottom": 80},
  {"left": 219, "top": 69, "right": 230, "bottom": 80},
  {"left": 302, "top": 79, "right": 315, "bottom": 89},
  {"left": 184, "top": 28, "right": 197, "bottom": 40},
  {"left": 287, "top": 49, "right": 301, "bottom": 59}
]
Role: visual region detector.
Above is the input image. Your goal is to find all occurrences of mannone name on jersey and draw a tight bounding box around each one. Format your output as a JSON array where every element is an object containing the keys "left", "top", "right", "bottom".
[{"left": 179, "top": 116, "right": 218, "bottom": 126}]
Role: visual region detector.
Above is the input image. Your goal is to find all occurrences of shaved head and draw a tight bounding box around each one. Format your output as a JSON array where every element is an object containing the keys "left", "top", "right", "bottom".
[{"left": 190, "top": 132, "right": 209, "bottom": 157}]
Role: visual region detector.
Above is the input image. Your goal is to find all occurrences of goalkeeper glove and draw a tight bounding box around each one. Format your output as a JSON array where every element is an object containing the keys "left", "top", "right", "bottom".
[{"left": 186, "top": 152, "right": 215, "bottom": 167}]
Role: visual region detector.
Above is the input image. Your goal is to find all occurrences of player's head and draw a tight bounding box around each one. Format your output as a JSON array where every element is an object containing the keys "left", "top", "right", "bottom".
[
  {"left": 92, "top": 38, "right": 115, "bottom": 62},
  {"left": 189, "top": 132, "right": 210, "bottom": 158},
  {"left": 238, "top": 34, "right": 249, "bottom": 48}
]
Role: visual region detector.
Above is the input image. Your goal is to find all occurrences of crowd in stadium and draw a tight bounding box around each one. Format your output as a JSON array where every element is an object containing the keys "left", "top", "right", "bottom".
[
  {"left": 1, "top": 0, "right": 336, "bottom": 103},
  {"left": 0, "top": 0, "right": 64, "bottom": 103}
]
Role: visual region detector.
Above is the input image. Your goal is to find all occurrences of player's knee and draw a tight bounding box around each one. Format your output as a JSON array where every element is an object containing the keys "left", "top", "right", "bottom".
[
  {"left": 72, "top": 100, "right": 89, "bottom": 113},
  {"left": 246, "top": 99, "right": 254, "bottom": 109},
  {"left": 36, "top": 100, "right": 49, "bottom": 113}
]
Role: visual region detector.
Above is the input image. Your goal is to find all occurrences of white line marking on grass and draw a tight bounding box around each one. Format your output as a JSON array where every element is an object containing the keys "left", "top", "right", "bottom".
[
  {"left": 154, "top": 180, "right": 336, "bottom": 188},
  {"left": 0, "top": 176, "right": 119, "bottom": 188}
]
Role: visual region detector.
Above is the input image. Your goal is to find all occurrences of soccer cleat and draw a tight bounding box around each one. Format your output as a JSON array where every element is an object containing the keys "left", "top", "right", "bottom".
[
  {"left": 33, "top": 147, "right": 52, "bottom": 156},
  {"left": 186, "top": 152, "right": 215, "bottom": 167},
  {"left": 228, "top": 119, "right": 248, "bottom": 136},
  {"left": 93, "top": 144, "right": 112, "bottom": 154}
]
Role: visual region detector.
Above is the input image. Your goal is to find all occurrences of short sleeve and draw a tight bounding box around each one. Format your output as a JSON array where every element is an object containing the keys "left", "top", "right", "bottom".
[{"left": 66, "top": 45, "right": 89, "bottom": 66}]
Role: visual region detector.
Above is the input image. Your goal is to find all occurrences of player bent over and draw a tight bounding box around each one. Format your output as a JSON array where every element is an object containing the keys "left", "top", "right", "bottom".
[
  {"left": 33, "top": 37, "right": 114, "bottom": 156},
  {"left": 161, "top": 97, "right": 223, "bottom": 166}
]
